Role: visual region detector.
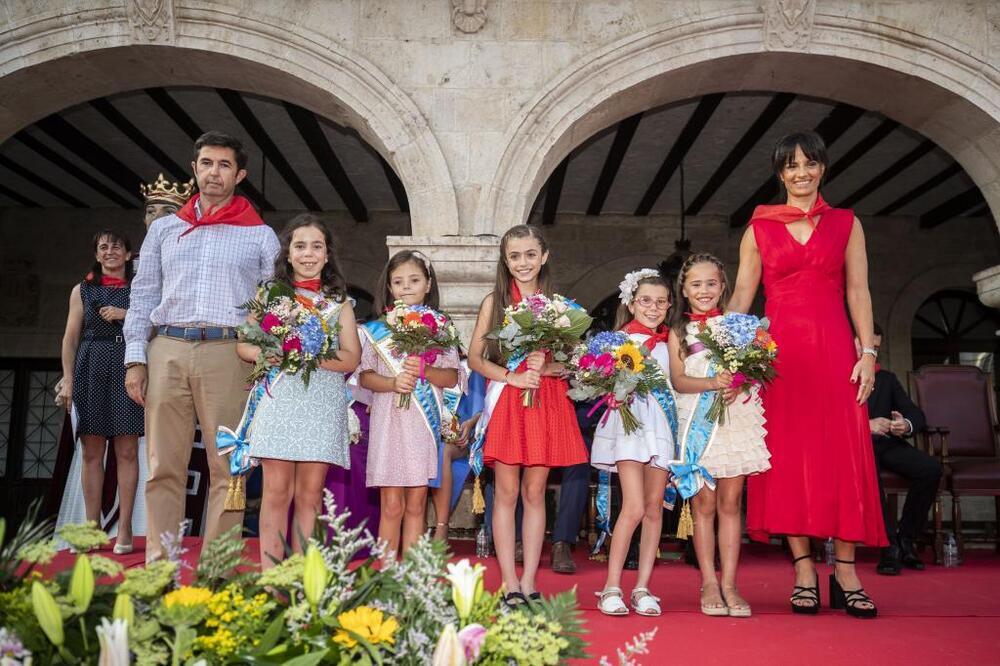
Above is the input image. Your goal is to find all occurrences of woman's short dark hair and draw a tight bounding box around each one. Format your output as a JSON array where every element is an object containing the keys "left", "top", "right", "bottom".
[
  {"left": 193, "top": 130, "right": 248, "bottom": 171},
  {"left": 86, "top": 228, "right": 134, "bottom": 284},
  {"left": 771, "top": 130, "right": 828, "bottom": 178}
]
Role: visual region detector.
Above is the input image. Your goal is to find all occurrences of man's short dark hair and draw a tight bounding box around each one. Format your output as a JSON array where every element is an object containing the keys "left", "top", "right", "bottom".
[
  {"left": 873, "top": 322, "right": 883, "bottom": 337},
  {"left": 193, "top": 131, "right": 248, "bottom": 171}
]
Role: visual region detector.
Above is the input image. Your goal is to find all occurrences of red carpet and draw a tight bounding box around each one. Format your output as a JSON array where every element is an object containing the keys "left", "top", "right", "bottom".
[{"left": 47, "top": 539, "right": 999, "bottom": 664}]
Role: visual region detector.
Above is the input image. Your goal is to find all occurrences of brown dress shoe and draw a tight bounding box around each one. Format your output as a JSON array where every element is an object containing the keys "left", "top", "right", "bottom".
[{"left": 551, "top": 541, "right": 576, "bottom": 574}]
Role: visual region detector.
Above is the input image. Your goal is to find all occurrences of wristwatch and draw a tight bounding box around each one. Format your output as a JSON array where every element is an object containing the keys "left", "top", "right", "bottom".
[{"left": 861, "top": 347, "right": 878, "bottom": 359}]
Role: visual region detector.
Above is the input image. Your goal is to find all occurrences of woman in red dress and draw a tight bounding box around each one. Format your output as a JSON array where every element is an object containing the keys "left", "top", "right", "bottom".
[
  {"left": 730, "top": 131, "right": 886, "bottom": 619},
  {"left": 468, "top": 225, "right": 588, "bottom": 608}
]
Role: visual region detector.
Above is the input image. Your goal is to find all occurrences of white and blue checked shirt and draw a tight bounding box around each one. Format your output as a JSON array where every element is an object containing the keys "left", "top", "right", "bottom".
[{"left": 123, "top": 212, "right": 280, "bottom": 364}]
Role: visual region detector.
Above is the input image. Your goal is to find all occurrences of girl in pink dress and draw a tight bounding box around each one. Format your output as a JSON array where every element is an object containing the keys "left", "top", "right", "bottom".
[{"left": 359, "top": 251, "right": 461, "bottom": 558}]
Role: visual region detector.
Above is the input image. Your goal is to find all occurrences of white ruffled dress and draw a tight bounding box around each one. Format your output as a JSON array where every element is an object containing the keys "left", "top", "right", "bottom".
[
  {"left": 591, "top": 335, "right": 680, "bottom": 472},
  {"left": 676, "top": 320, "right": 771, "bottom": 480}
]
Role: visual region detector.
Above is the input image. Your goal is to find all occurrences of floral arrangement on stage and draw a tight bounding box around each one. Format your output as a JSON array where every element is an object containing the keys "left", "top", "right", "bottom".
[
  {"left": 487, "top": 294, "right": 593, "bottom": 406},
  {"left": 566, "top": 331, "right": 671, "bottom": 435},
  {"left": 0, "top": 495, "right": 587, "bottom": 665},
  {"left": 384, "top": 300, "right": 462, "bottom": 409},
  {"left": 694, "top": 312, "right": 778, "bottom": 423},
  {"left": 239, "top": 280, "right": 341, "bottom": 387}
]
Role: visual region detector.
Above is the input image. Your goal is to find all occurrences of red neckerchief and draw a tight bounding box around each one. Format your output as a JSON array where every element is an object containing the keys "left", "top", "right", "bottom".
[
  {"left": 685, "top": 309, "right": 722, "bottom": 324},
  {"left": 176, "top": 193, "right": 264, "bottom": 237},
  {"left": 750, "top": 193, "right": 831, "bottom": 228},
  {"left": 509, "top": 278, "right": 540, "bottom": 304},
  {"left": 622, "top": 320, "right": 669, "bottom": 351},
  {"left": 100, "top": 275, "right": 128, "bottom": 288},
  {"left": 292, "top": 278, "right": 322, "bottom": 292}
]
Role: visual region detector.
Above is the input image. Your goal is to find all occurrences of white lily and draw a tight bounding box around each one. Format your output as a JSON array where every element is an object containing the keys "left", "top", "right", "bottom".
[
  {"left": 96, "top": 618, "right": 129, "bottom": 666},
  {"left": 444, "top": 559, "right": 485, "bottom": 622},
  {"left": 431, "top": 624, "right": 466, "bottom": 666}
]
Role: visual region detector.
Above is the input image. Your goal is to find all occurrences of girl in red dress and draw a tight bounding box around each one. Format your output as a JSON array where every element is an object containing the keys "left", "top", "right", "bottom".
[
  {"left": 468, "top": 225, "right": 588, "bottom": 608},
  {"left": 730, "top": 131, "right": 885, "bottom": 619}
]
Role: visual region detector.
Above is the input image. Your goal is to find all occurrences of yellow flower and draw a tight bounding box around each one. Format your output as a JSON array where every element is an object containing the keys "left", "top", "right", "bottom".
[
  {"left": 334, "top": 606, "right": 399, "bottom": 649},
  {"left": 163, "top": 586, "right": 213, "bottom": 609},
  {"left": 615, "top": 343, "right": 645, "bottom": 373}
]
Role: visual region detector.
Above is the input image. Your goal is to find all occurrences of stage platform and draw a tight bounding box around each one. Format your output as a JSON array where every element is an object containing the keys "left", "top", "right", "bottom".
[{"left": 45, "top": 538, "right": 999, "bottom": 665}]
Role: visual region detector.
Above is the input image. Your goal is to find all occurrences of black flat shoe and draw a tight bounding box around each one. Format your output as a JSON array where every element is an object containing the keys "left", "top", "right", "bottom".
[
  {"left": 503, "top": 592, "right": 529, "bottom": 610},
  {"left": 528, "top": 592, "right": 541, "bottom": 601},
  {"left": 830, "top": 558, "right": 878, "bottom": 619},
  {"left": 898, "top": 539, "right": 925, "bottom": 571},
  {"left": 790, "top": 554, "right": 820, "bottom": 615},
  {"left": 876, "top": 547, "right": 902, "bottom": 576}
]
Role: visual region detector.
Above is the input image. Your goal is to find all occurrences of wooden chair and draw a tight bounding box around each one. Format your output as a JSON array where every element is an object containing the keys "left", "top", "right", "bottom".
[{"left": 910, "top": 365, "right": 1000, "bottom": 558}]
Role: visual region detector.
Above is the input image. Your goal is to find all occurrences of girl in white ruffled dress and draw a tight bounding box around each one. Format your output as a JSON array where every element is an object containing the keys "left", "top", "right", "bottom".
[
  {"left": 593, "top": 269, "right": 679, "bottom": 618},
  {"left": 667, "top": 253, "right": 771, "bottom": 618}
]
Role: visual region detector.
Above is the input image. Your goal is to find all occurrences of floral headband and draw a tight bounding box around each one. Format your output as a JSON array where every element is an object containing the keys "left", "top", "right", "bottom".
[
  {"left": 618, "top": 268, "right": 662, "bottom": 305},
  {"left": 410, "top": 250, "right": 432, "bottom": 273}
]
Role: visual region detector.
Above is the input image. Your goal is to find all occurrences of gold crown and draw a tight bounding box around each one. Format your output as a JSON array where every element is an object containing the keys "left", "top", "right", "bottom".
[{"left": 140, "top": 173, "right": 196, "bottom": 207}]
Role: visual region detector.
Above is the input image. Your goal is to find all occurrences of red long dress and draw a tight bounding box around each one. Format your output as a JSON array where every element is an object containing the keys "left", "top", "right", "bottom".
[{"left": 746, "top": 206, "right": 887, "bottom": 546}]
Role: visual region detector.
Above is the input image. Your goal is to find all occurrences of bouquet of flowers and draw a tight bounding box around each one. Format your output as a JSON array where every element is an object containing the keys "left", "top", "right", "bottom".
[
  {"left": 385, "top": 300, "right": 462, "bottom": 408},
  {"left": 695, "top": 312, "right": 778, "bottom": 424},
  {"left": 487, "top": 293, "right": 593, "bottom": 406},
  {"left": 239, "top": 281, "right": 341, "bottom": 387},
  {"left": 566, "top": 331, "right": 671, "bottom": 435}
]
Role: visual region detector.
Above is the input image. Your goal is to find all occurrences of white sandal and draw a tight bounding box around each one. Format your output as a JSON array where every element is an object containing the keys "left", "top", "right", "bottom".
[
  {"left": 630, "top": 587, "right": 662, "bottom": 617},
  {"left": 595, "top": 587, "right": 629, "bottom": 616}
]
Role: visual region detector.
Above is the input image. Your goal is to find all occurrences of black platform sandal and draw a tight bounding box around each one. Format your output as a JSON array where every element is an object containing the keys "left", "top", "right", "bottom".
[
  {"left": 503, "top": 591, "right": 529, "bottom": 610},
  {"left": 790, "top": 554, "right": 820, "bottom": 615},
  {"left": 829, "top": 558, "right": 878, "bottom": 619}
]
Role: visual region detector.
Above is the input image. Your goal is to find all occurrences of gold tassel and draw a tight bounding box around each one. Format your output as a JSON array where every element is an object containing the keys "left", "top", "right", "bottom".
[
  {"left": 471, "top": 476, "right": 485, "bottom": 515},
  {"left": 676, "top": 502, "right": 694, "bottom": 540},
  {"left": 224, "top": 475, "right": 246, "bottom": 511}
]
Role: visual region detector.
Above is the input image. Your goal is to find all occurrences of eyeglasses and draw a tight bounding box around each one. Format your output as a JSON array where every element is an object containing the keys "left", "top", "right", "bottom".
[{"left": 635, "top": 296, "right": 670, "bottom": 309}]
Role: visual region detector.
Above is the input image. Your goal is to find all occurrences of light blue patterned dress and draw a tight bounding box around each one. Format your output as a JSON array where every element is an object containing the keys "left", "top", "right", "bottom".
[{"left": 248, "top": 294, "right": 350, "bottom": 467}]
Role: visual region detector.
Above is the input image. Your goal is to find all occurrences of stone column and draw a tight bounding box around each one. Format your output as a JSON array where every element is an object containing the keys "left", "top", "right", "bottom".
[
  {"left": 973, "top": 265, "right": 1000, "bottom": 309},
  {"left": 385, "top": 235, "right": 500, "bottom": 344}
]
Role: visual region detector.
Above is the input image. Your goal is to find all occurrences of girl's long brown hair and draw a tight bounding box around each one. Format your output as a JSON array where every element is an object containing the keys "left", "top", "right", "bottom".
[
  {"left": 613, "top": 272, "right": 670, "bottom": 330},
  {"left": 484, "top": 224, "right": 553, "bottom": 363},
  {"left": 273, "top": 214, "right": 347, "bottom": 301},
  {"left": 372, "top": 250, "right": 441, "bottom": 314},
  {"left": 668, "top": 253, "right": 730, "bottom": 357}
]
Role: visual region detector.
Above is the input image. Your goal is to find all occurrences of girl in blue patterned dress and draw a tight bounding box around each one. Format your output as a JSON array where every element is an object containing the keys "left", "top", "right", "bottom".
[{"left": 240, "top": 215, "right": 361, "bottom": 569}]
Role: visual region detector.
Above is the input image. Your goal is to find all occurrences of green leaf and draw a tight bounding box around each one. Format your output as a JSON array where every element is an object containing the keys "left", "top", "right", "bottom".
[
  {"left": 280, "top": 650, "right": 330, "bottom": 666},
  {"left": 251, "top": 609, "right": 287, "bottom": 656}
]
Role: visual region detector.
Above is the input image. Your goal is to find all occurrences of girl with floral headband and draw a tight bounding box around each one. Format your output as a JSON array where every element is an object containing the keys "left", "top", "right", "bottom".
[
  {"left": 667, "top": 253, "right": 771, "bottom": 617},
  {"left": 593, "top": 268, "right": 679, "bottom": 617}
]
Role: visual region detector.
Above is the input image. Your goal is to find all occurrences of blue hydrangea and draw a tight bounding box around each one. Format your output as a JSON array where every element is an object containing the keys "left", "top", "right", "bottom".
[
  {"left": 298, "top": 315, "right": 327, "bottom": 356},
  {"left": 718, "top": 313, "right": 762, "bottom": 348},
  {"left": 587, "top": 331, "right": 628, "bottom": 354}
]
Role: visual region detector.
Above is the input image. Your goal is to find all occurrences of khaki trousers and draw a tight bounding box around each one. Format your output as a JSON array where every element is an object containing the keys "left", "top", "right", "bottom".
[{"left": 144, "top": 336, "right": 248, "bottom": 560}]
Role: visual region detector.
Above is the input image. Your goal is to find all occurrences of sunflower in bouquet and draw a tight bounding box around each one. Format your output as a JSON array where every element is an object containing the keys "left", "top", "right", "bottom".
[{"left": 487, "top": 293, "right": 593, "bottom": 407}]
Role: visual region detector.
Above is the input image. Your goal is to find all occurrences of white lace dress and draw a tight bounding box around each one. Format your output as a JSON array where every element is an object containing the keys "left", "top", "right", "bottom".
[
  {"left": 591, "top": 335, "right": 680, "bottom": 472},
  {"left": 675, "top": 320, "right": 771, "bottom": 480}
]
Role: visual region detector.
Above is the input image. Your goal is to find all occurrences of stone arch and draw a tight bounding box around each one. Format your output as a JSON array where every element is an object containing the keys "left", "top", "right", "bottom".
[
  {"left": 884, "top": 263, "right": 984, "bottom": 373},
  {"left": 564, "top": 253, "right": 665, "bottom": 311},
  {"left": 0, "top": 6, "right": 458, "bottom": 236},
  {"left": 480, "top": 11, "right": 1000, "bottom": 235}
]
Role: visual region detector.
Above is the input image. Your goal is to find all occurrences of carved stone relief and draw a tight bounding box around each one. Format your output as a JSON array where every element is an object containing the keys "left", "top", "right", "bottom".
[
  {"left": 126, "top": 0, "right": 175, "bottom": 43},
  {"left": 761, "top": 0, "right": 816, "bottom": 50},
  {"left": 452, "top": 0, "right": 488, "bottom": 34}
]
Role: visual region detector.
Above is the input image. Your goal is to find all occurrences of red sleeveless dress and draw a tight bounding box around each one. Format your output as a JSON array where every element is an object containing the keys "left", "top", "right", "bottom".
[{"left": 745, "top": 206, "right": 887, "bottom": 546}]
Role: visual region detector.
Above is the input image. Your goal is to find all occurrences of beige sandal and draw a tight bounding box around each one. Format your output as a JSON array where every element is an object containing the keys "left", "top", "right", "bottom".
[
  {"left": 722, "top": 586, "right": 752, "bottom": 618},
  {"left": 595, "top": 587, "right": 629, "bottom": 616},
  {"left": 700, "top": 584, "right": 729, "bottom": 617}
]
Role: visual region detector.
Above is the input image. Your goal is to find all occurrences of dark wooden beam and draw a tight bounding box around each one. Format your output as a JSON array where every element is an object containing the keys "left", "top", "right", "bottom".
[
  {"left": 876, "top": 163, "right": 961, "bottom": 216},
  {"left": 542, "top": 158, "right": 568, "bottom": 225},
  {"left": 378, "top": 155, "right": 409, "bottom": 213},
  {"left": 967, "top": 204, "right": 989, "bottom": 217},
  {"left": 145, "top": 87, "right": 274, "bottom": 211},
  {"left": 0, "top": 181, "right": 41, "bottom": 207},
  {"left": 824, "top": 118, "right": 898, "bottom": 184},
  {"left": 0, "top": 154, "right": 86, "bottom": 207},
  {"left": 635, "top": 94, "right": 725, "bottom": 216},
  {"left": 284, "top": 102, "right": 368, "bottom": 222},
  {"left": 217, "top": 89, "right": 320, "bottom": 211},
  {"left": 587, "top": 113, "right": 642, "bottom": 216},
  {"left": 729, "top": 103, "right": 865, "bottom": 226},
  {"left": 35, "top": 114, "right": 144, "bottom": 204},
  {"left": 839, "top": 139, "right": 934, "bottom": 209},
  {"left": 920, "top": 187, "right": 985, "bottom": 228},
  {"left": 90, "top": 98, "right": 189, "bottom": 181},
  {"left": 686, "top": 93, "right": 795, "bottom": 216},
  {"left": 14, "top": 132, "right": 136, "bottom": 208}
]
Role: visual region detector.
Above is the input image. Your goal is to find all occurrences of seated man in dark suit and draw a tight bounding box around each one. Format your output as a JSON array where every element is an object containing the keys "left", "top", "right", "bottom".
[{"left": 862, "top": 324, "right": 943, "bottom": 575}]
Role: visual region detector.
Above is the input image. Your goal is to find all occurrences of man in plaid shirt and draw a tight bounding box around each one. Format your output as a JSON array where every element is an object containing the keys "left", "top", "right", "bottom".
[{"left": 124, "top": 131, "right": 279, "bottom": 561}]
